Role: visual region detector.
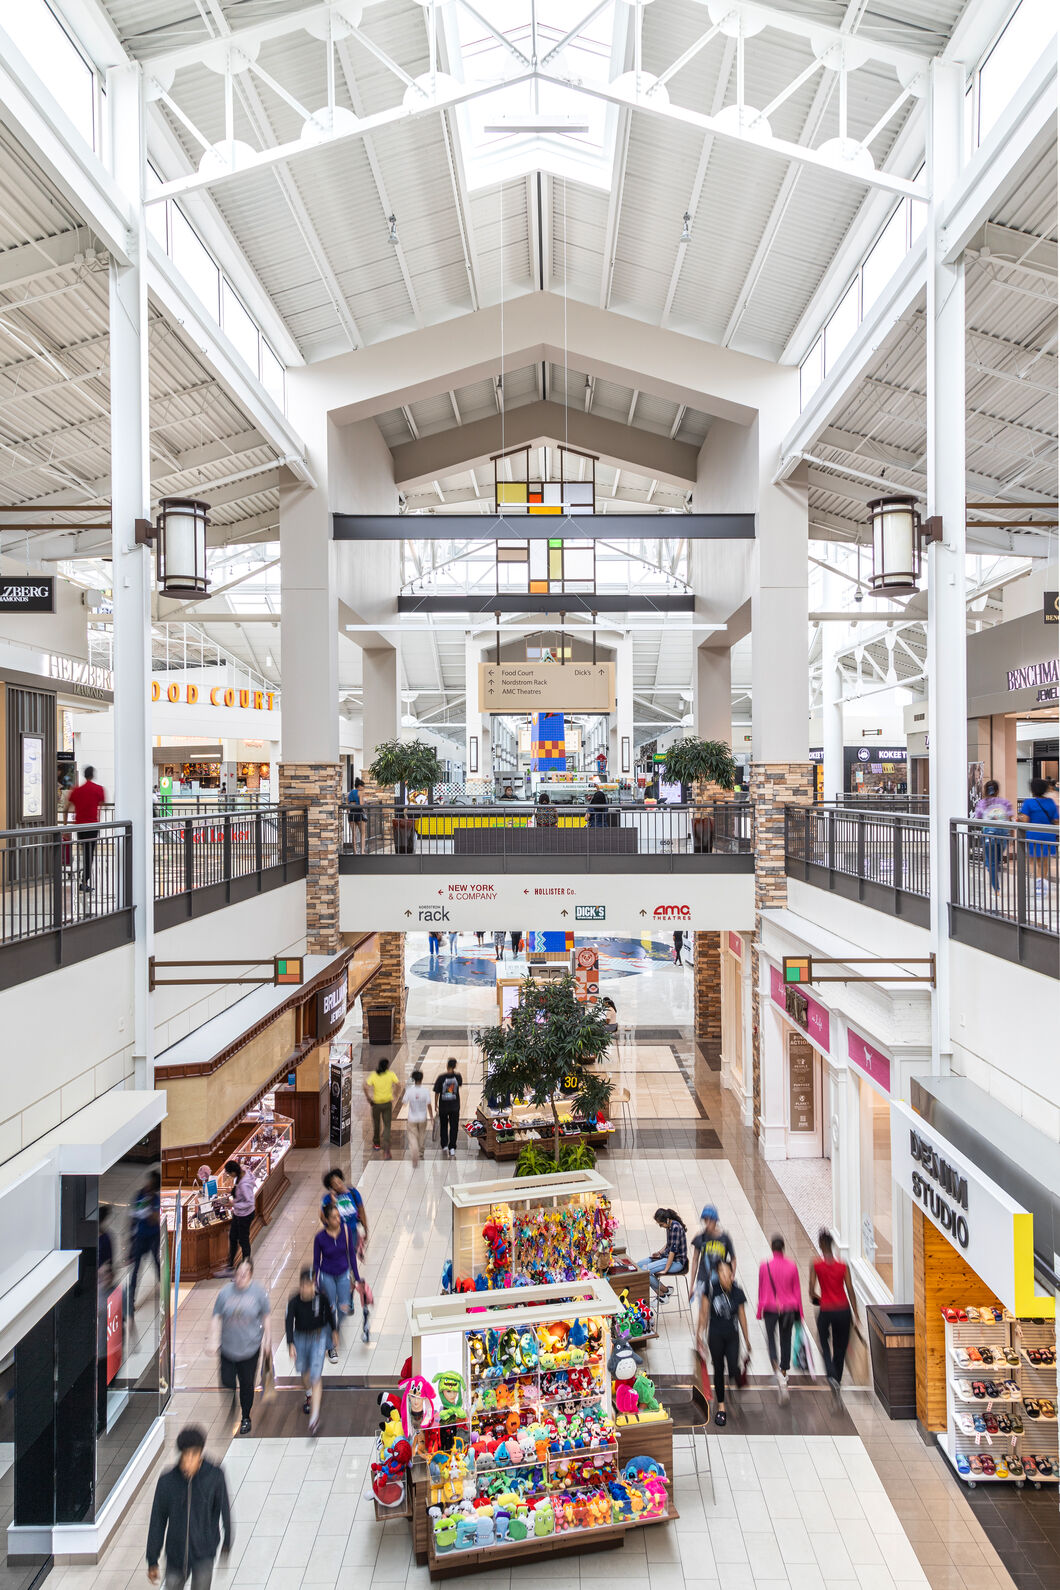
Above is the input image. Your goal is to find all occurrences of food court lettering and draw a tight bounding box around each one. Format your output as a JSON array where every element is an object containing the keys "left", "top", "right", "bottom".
[
  {"left": 909, "top": 1128, "right": 970, "bottom": 1248},
  {"left": 151, "top": 682, "right": 276, "bottom": 710}
]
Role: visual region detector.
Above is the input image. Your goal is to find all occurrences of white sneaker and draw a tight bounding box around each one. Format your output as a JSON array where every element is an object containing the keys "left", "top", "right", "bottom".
[{"left": 778, "top": 1372, "right": 789, "bottom": 1405}]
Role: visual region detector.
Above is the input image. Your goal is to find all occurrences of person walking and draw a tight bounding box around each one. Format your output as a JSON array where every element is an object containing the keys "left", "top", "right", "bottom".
[
  {"left": 509, "top": 929, "right": 521, "bottom": 956},
  {"left": 146, "top": 1426, "right": 232, "bottom": 1589},
  {"left": 321, "top": 1168, "right": 368, "bottom": 1250},
  {"left": 493, "top": 930, "right": 506, "bottom": 963},
  {"left": 448, "top": 929, "right": 459, "bottom": 957},
  {"left": 363, "top": 1055, "right": 402, "bottom": 1158},
  {"left": 405, "top": 1068, "right": 433, "bottom": 1167},
  {"left": 689, "top": 1204, "right": 736, "bottom": 1298},
  {"left": 313, "top": 1203, "right": 358, "bottom": 1355},
  {"left": 428, "top": 930, "right": 441, "bottom": 958},
  {"left": 757, "top": 1235, "right": 802, "bottom": 1404},
  {"left": 672, "top": 930, "right": 684, "bottom": 965},
  {"left": 211, "top": 1259, "right": 270, "bottom": 1435},
  {"left": 475, "top": 930, "right": 485, "bottom": 947},
  {"left": 223, "top": 1158, "right": 255, "bottom": 1269},
  {"left": 433, "top": 1057, "right": 463, "bottom": 1159},
  {"left": 67, "top": 764, "right": 106, "bottom": 892},
  {"left": 701, "top": 1260, "right": 751, "bottom": 1427},
  {"left": 127, "top": 1170, "right": 162, "bottom": 1312},
  {"left": 285, "top": 1267, "right": 339, "bottom": 1434},
  {"left": 809, "top": 1229, "right": 859, "bottom": 1404},
  {"left": 346, "top": 777, "right": 366, "bottom": 854},
  {"left": 973, "top": 779, "right": 1013, "bottom": 896},
  {"left": 1020, "top": 777, "right": 1059, "bottom": 891},
  {"left": 637, "top": 1207, "right": 689, "bottom": 1299}
]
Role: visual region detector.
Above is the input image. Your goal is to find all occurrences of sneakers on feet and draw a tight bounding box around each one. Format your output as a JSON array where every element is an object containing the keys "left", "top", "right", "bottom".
[
  {"left": 362, "top": 1310, "right": 371, "bottom": 1343},
  {"left": 239, "top": 1417, "right": 252, "bottom": 1435},
  {"left": 327, "top": 1347, "right": 339, "bottom": 1363},
  {"left": 303, "top": 1396, "right": 311, "bottom": 1416},
  {"left": 778, "top": 1373, "right": 790, "bottom": 1405}
]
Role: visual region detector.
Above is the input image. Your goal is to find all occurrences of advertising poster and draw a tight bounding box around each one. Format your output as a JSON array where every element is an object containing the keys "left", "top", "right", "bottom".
[
  {"left": 330, "top": 1057, "right": 352, "bottom": 1146},
  {"left": 106, "top": 1284, "right": 124, "bottom": 1383},
  {"left": 21, "top": 733, "right": 43, "bottom": 819},
  {"left": 572, "top": 945, "right": 600, "bottom": 1005}
]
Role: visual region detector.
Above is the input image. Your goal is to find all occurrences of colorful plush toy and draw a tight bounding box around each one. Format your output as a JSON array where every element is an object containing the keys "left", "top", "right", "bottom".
[
  {"left": 433, "top": 1514, "right": 458, "bottom": 1551},
  {"left": 432, "top": 1369, "right": 467, "bottom": 1424},
  {"left": 456, "top": 1517, "right": 479, "bottom": 1550},
  {"left": 398, "top": 1374, "right": 438, "bottom": 1440},
  {"left": 518, "top": 1327, "right": 539, "bottom": 1369},
  {"left": 631, "top": 1371, "right": 660, "bottom": 1412}
]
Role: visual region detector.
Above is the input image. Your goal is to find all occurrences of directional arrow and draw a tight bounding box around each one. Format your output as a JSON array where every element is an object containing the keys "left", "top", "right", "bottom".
[
  {"left": 640, "top": 909, "right": 647, "bottom": 917},
  {"left": 561, "top": 909, "right": 568, "bottom": 918},
  {"left": 405, "top": 910, "right": 412, "bottom": 918},
  {"left": 523, "top": 888, "right": 529, "bottom": 895},
  {"left": 438, "top": 889, "right": 444, "bottom": 896}
]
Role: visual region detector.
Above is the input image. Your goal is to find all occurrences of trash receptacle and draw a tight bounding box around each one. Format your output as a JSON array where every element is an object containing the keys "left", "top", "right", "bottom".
[
  {"left": 365, "top": 1006, "right": 395, "bottom": 1045},
  {"left": 866, "top": 1303, "right": 916, "bottom": 1419}
]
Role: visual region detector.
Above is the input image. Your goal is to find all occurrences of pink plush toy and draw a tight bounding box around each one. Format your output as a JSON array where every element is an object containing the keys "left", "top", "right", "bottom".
[
  {"left": 615, "top": 1383, "right": 639, "bottom": 1417},
  {"left": 399, "top": 1375, "right": 439, "bottom": 1439}
]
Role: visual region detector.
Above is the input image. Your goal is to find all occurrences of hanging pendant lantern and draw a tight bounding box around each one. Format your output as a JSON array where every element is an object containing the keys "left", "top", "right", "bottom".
[
  {"left": 868, "top": 495, "right": 921, "bottom": 595},
  {"left": 156, "top": 497, "right": 210, "bottom": 597}
]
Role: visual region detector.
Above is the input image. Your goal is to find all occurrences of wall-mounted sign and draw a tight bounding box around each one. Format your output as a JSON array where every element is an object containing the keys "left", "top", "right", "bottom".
[
  {"left": 1044, "top": 591, "right": 1058, "bottom": 625},
  {"left": 47, "top": 653, "right": 113, "bottom": 698},
  {"left": 770, "top": 963, "right": 830, "bottom": 1054},
  {"left": 316, "top": 971, "right": 349, "bottom": 1039},
  {"left": 847, "top": 1026, "right": 892, "bottom": 1095},
  {"left": 106, "top": 1284, "right": 124, "bottom": 1384},
  {"left": 1038, "top": 687, "right": 1059, "bottom": 704},
  {"left": 0, "top": 576, "right": 54, "bottom": 612},
  {"left": 788, "top": 1035, "right": 816, "bottom": 1132},
  {"left": 151, "top": 681, "right": 277, "bottom": 709},
  {"left": 1006, "top": 658, "right": 1059, "bottom": 692},
  {"left": 479, "top": 661, "right": 615, "bottom": 713},
  {"left": 727, "top": 931, "right": 742, "bottom": 960},
  {"left": 575, "top": 905, "right": 605, "bottom": 921},
  {"left": 891, "top": 1101, "right": 1054, "bottom": 1319},
  {"left": 21, "top": 733, "right": 43, "bottom": 818}
]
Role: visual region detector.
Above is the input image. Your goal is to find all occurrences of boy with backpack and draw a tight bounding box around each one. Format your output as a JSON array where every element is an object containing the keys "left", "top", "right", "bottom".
[{"left": 433, "top": 1057, "right": 463, "bottom": 1159}]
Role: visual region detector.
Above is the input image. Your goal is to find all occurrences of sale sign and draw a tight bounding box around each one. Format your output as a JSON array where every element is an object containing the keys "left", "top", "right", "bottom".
[{"left": 106, "top": 1284, "right": 124, "bottom": 1383}]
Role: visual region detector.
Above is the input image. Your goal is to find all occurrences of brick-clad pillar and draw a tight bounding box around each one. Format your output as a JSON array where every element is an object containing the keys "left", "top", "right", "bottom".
[
  {"left": 362, "top": 932, "right": 406, "bottom": 1043},
  {"left": 693, "top": 931, "right": 721, "bottom": 1041},
  {"left": 750, "top": 761, "right": 812, "bottom": 1135},
  {"left": 358, "top": 774, "right": 395, "bottom": 851},
  {"left": 280, "top": 761, "right": 341, "bottom": 955}
]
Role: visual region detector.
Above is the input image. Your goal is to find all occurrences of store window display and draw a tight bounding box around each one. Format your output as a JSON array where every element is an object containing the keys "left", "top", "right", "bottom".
[{"left": 858, "top": 1079, "right": 893, "bottom": 1292}]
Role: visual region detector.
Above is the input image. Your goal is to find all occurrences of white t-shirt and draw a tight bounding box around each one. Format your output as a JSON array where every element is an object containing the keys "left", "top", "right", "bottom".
[{"left": 406, "top": 1084, "right": 431, "bottom": 1123}]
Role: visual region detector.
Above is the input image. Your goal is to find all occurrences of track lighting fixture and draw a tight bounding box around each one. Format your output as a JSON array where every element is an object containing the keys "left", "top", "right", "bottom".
[
  {"left": 387, "top": 213, "right": 398, "bottom": 244},
  {"left": 680, "top": 211, "right": 692, "bottom": 243}
]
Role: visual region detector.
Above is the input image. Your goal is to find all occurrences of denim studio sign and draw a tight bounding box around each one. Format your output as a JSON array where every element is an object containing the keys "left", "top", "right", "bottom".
[{"left": 891, "top": 1101, "right": 1054, "bottom": 1319}]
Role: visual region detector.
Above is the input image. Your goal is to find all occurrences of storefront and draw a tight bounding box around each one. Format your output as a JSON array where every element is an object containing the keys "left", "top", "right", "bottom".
[
  {"left": 810, "top": 745, "right": 908, "bottom": 799},
  {"left": 765, "top": 961, "right": 831, "bottom": 1161},
  {"left": 720, "top": 931, "right": 751, "bottom": 1124},
  {"left": 895, "top": 1078, "right": 1057, "bottom": 1487},
  {"left": 847, "top": 1024, "right": 895, "bottom": 1297}
]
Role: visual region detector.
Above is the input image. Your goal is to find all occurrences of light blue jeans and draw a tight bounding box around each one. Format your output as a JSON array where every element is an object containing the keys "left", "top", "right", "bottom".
[
  {"left": 317, "top": 1269, "right": 352, "bottom": 1316},
  {"left": 639, "top": 1255, "right": 682, "bottom": 1296}
]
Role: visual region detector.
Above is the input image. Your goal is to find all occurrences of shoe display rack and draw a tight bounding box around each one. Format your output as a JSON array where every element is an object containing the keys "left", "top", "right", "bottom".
[{"left": 941, "top": 1310, "right": 1058, "bottom": 1489}]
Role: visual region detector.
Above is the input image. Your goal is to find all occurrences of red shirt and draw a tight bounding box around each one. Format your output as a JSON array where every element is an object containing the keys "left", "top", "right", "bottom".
[
  {"left": 814, "top": 1257, "right": 849, "bottom": 1311},
  {"left": 68, "top": 780, "right": 105, "bottom": 824}
]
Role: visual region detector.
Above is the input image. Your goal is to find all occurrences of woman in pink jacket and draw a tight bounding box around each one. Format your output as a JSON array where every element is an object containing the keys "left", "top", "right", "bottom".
[{"left": 757, "top": 1235, "right": 802, "bottom": 1403}]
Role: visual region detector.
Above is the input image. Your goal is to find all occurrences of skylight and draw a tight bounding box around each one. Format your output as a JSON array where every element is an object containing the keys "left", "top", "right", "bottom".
[{"left": 442, "top": 1, "right": 627, "bottom": 191}]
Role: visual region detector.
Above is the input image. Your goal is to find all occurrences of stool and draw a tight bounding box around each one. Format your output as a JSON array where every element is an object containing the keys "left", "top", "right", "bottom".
[{"left": 654, "top": 1269, "right": 693, "bottom": 1336}]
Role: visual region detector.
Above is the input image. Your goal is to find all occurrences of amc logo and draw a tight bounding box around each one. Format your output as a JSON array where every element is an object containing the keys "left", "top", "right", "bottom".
[{"left": 653, "top": 904, "right": 690, "bottom": 920}]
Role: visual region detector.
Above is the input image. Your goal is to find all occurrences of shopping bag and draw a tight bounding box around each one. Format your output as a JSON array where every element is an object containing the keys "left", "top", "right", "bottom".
[
  {"left": 693, "top": 1346, "right": 712, "bottom": 1406},
  {"left": 792, "top": 1320, "right": 818, "bottom": 1378}
]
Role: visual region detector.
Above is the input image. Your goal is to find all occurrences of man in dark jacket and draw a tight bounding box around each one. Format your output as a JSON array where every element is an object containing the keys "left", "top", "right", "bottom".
[{"left": 146, "top": 1426, "right": 232, "bottom": 1588}]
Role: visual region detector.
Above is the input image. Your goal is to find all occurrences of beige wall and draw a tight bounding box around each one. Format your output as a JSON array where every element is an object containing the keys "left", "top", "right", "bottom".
[{"left": 160, "top": 1007, "right": 297, "bottom": 1151}]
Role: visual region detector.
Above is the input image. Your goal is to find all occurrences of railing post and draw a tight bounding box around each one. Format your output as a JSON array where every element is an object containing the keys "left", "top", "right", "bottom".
[
  {"left": 124, "top": 822, "right": 133, "bottom": 921},
  {"left": 223, "top": 814, "right": 232, "bottom": 898},
  {"left": 51, "top": 830, "right": 64, "bottom": 936},
  {"left": 826, "top": 807, "right": 836, "bottom": 877},
  {"left": 255, "top": 811, "right": 263, "bottom": 881},
  {"left": 855, "top": 813, "right": 866, "bottom": 897},
  {"left": 280, "top": 806, "right": 289, "bottom": 878},
  {"left": 1015, "top": 825, "right": 1028, "bottom": 927},
  {"left": 949, "top": 820, "right": 961, "bottom": 916},
  {"left": 183, "top": 818, "right": 194, "bottom": 899},
  {"left": 893, "top": 816, "right": 904, "bottom": 913}
]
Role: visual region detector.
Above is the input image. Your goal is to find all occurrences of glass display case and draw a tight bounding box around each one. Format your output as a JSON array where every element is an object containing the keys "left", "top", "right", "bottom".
[{"left": 161, "top": 1111, "right": 292, "bottom": 1279}]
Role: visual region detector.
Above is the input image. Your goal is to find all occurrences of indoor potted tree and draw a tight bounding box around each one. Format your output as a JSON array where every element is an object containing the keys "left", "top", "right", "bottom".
[
  {"left": 476, "top": 974, "right": 615, "bottom": 1169},
  {"left": 367, "top": 739, "right": 443, "bottom": 853},
  {"left": 660, "top": 737, "right": 738, "bottom": 852}
]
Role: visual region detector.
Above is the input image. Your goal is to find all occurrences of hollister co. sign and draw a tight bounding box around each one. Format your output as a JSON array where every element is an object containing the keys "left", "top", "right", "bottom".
[
  {"left": 316, "top": 970, "right": 348, "bottom": 1039},
  {"left": 0, "top": 576, "right": 55, "bottom": 612}
]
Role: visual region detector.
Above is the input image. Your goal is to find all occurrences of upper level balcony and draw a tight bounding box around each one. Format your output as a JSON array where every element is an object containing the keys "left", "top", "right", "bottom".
[
  {"left": 784, "top": 805, "right": 1058, "bottom": 978},
  {"left": 338, "top": 800, "right": 755, "bottom": 875}
]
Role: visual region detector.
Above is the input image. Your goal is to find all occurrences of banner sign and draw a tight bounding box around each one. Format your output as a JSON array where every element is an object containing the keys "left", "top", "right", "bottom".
[
  {"left": 847, "top": 1026, "right": 892, "bottom": 1094},
  {"left": 0, "top": 576, "right": 55, "bottom": 612},
  {"left": 106, "top": 1285, "right": 124, "bottom": 1383},
  {"left": 479, "top": 661, "right": 615, "bottom": 713}
]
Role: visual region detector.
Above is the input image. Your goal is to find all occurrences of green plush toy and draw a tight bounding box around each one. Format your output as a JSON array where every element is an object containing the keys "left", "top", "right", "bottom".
[
  {"left": 631, "top": 1370, "right": 660, "bottom": 1411},
  {"left": 433, "top": 1369, "right": 467, "bottom": 1424},
  {"left": 508, "top": 1516, "right": 528, "bottom": 1541}
]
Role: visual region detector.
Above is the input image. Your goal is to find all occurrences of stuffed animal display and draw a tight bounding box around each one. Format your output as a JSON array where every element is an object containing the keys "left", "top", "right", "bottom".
[{"left": 449, "top": 1194, "right": 619, "bottom": 1293}]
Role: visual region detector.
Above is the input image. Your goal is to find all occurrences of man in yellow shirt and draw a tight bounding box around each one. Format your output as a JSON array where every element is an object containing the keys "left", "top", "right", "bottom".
[{"left": 363, "top": 1057, "right": 403, "bottom": 1159}]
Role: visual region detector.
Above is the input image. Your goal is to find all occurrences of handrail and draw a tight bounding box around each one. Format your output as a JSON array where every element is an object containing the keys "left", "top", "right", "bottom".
[{"left": 950, "top": 816, "right": 1057, "bottom": 950}]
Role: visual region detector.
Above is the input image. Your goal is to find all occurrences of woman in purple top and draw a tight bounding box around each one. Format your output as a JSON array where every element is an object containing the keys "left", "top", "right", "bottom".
[
  {"left": 313, "top": 1203, "right": 358, "bottom": 1360},
  {"left": 224, "top": 1158, "right": 256, "bottom": 1270},
  {"left": 756, "top": 1235, "right": 803, "bottom": 1403},
  {"left": 973, "top": 780, "right": 1014, "bottom": 894}
]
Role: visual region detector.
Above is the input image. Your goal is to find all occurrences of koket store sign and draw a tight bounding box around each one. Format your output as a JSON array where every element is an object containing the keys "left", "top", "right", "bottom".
[{"left": 891, "top": 1101, "right": 1054, "bottom": 1319}]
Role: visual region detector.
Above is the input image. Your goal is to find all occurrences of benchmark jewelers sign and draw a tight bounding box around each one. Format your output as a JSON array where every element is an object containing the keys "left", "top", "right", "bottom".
[
  {"left": 478, "top": 662, "right": 615, "bottom": 713},
  {"left": 891, "top": 1101, "right": 1054, "bottom": 1319}
]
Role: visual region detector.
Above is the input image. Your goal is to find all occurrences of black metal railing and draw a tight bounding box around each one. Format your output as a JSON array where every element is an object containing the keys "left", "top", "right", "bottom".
[
  {"left": 785, "top": 804, "right": 930, "bottom": 924},
  {"left": 340, "top": 801, "right": 754, "bottom": 859},
  {"left": 825, "top": 793, "right": 930, "bottom": 815},
  {"left": 950, "top": 818, "right": 1058, "bottom": 972},
  {"left": 153, "top": 806, "right": 307, "bottom": 901},
  {"left": 0, "top": 821, "right": 131, "bottom": 947}
]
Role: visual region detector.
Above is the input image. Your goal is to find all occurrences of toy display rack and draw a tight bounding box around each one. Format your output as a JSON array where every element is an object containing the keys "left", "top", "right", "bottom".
[
  {"left": 406, "top": 1278, "right": 675, "bottom": 1578},
  {"left": 446, "top": 1169, "right": 614, "bottom": 1283},
  {"left": 940, "top": 1311, "right": 1058, "bottom": 1489}
]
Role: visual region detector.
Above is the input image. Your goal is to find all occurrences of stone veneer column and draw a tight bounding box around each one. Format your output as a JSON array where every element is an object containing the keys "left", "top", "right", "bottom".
[
  {"left": 749, "top": 761, "right": 812, "bottom": 1135},
  {"left": 693, "top": 932, "right": 721, "bottom": 1042},
  {"left": 362, "top": 932, "right": 406, "bottom": 1043},
  {"left": 280, "top": 762, "right": 341, "bottom": 955}
]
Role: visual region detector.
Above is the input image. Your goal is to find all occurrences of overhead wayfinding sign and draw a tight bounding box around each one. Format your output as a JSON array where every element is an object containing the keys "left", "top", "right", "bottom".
[{"left": 479, "top": 661, "right": 615, "bottom": 713}]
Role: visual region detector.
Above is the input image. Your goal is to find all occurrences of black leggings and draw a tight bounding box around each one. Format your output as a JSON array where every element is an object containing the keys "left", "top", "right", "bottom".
[
  {"left": 228, "top": 1213, "right": 252, "bottom": 1268},
  {"left": 223, "top": 1352, "right": 259, "bottom": 1420},
  {"left": 708, "top": 1324, "right": 740, "bottom": 1406},
  {"left": 763, "top": 1309, "right": 797, "bottom": 1373},
  {"left": 817, "top": 1308, "right": 852, "bottom": 1384}
]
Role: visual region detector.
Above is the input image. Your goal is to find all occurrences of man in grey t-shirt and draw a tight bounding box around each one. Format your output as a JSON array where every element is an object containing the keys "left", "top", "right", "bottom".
[{"left": 211, "top": 1259, "right": 270, "bottom": 1435}]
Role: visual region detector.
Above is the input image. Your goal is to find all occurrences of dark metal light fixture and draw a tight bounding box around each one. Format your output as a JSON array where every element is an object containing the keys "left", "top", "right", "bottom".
[
  {"left": 868, "top": 495, "right": 923, "bottom": 595},
  {"left": 147, "top": 497, "right": 210, "bottom": 597}
]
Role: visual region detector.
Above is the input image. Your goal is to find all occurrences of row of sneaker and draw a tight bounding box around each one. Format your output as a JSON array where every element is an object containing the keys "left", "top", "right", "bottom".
[
  {"left": 956, "top": 1410, "right": 1023, "bottom": 1437},
  {"left": 956, "top": 1453, "right": 1057, "bottom": 1479},
  {"left": 1024, "top": 1347, "right": 1057, "bottom": 1367},
  {"left": 942, "top": 1305, "right": 1009, "bottom": 1323},
  {"left": 954, "top": 1346, "right": 1019, "bottom": 1367}
]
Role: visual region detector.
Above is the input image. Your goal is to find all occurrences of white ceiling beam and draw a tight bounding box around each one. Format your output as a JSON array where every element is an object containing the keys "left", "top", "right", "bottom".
[
  {"left": 0, "top": 228, "right": 95, "bottom": 290},
  {"left": 599, "top": 109, "right": 631, "bottom": 310},
  {"left": 940, "top": 50, "right": 1056, "bottom": 265},
  {"left": 660, "top": 39, "right": 735, "bottom": 327},
  {"left": 970, "top": 222, "right": 1058, "bottom": 281}
]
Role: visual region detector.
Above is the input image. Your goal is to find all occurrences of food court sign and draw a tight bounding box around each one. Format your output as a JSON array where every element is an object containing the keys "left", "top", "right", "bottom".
[
  {"left": 151, "top": 681, "right": 277, "bottom": 709},
  {"left": 891, "top": 1101, "right": 1054, "bottom": 1319}
]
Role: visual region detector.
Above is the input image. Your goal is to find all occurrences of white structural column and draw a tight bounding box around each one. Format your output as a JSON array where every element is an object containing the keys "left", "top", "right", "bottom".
[
  {"left": 362, "top": 648, "right": 400, "bottom": 763},
  {"left": 925, "top": 61, "right": 967, "bottom": 1074},
  {"left": 108, "top": 66, "right": 154, "bottom": 1088},
  {"left": 751, "top": 449, "right": 810, "bottom": 768},
  {"left": 279, "top": 477, "right": 338, "bottom": 765},
  {"left": 821, "top": 559, "right": 844, "bottom": 802},
  {"left": 610, "top": 632, "right": 634, "bottom": 775},
  {"left": 464, "top": 637, "right": 492, "bottom": 787},
  {"left": 695, "top": 644, "right": 732, "bottom": 744}
]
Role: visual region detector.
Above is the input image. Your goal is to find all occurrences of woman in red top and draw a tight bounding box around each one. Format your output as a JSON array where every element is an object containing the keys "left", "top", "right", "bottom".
[{"left": 808, "top": 1229, "right": 859, "bottom": 1402}]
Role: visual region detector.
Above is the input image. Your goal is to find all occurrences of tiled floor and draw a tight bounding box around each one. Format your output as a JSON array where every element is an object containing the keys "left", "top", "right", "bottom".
[{"left": 42, "top": 943, "right": 1030, "bottom": 1590}]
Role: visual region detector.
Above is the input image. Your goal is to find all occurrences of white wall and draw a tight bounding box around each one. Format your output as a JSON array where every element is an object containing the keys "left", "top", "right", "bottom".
[
  {"left": 153, "top": 881, "right": 308, "bottom": 1055},
  {"left": 949, "top": 942, "right": 1060, "bottom": 1140},
  {"left": 0, "top": 946, "right": 135, "bottom": 1165}
]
